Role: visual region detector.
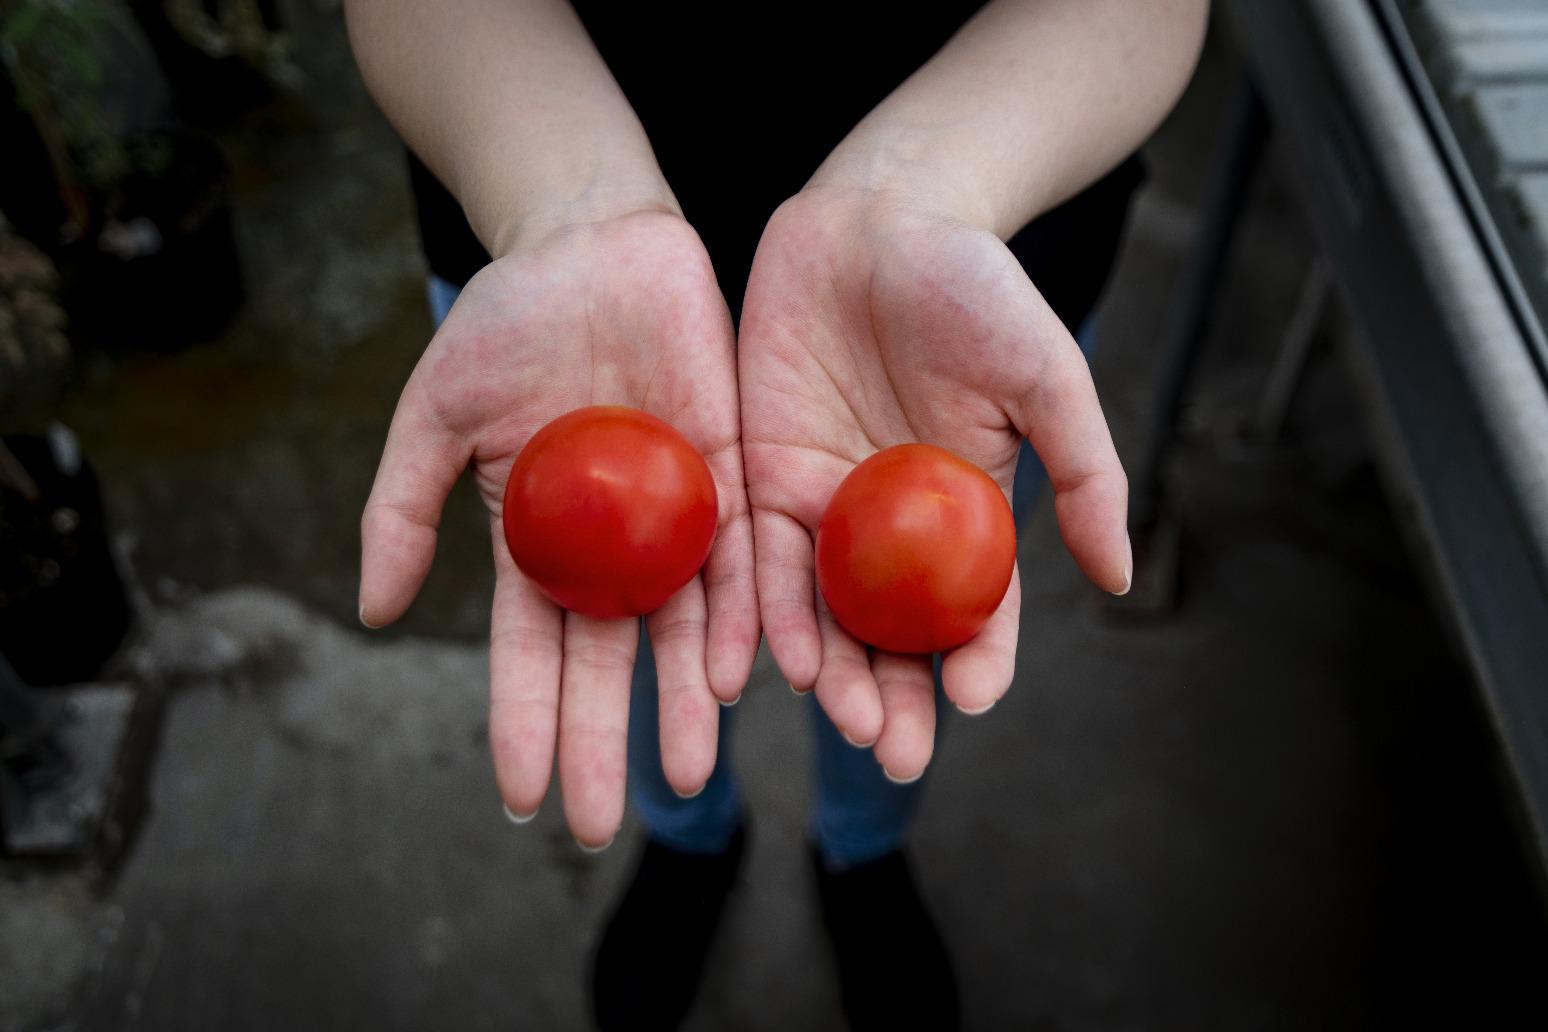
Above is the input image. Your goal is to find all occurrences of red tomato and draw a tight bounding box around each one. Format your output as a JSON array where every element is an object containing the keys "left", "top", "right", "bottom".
[
  {"left": 816, "top": 443, "right": 1016, "bottom": 654},
  {"left": 502, "top": 406, "right": 717, "bottom": 619}
]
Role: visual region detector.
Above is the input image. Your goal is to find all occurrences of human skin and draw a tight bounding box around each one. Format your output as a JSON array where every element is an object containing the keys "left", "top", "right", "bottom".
[
  {"left": 346, "top": 0, "right": 758, "bottom": 850},
  {"left": 740, "top": 0, "right": 1209, "bottom": 782},
  {"left": 344, "top": 0, "right": 1208, "bottom": 845}
]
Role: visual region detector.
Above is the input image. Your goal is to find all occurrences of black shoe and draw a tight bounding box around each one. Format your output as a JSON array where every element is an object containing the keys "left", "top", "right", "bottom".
[
  {"left": 813, "top": 847, "right": 960, "bottom": 1032},
  {"left": 591, "top": 825, "right": 746, "bottom": 1031}
]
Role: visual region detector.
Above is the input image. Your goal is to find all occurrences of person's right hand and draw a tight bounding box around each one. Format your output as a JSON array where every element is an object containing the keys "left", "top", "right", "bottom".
[{"left": 359, "top": 209, "right": 758, "bottom": 849}]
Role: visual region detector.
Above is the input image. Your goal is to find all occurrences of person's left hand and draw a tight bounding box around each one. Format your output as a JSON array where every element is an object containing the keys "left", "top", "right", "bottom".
[{"left": 739, "top": 182, "right": 1131, "bottom": 783}]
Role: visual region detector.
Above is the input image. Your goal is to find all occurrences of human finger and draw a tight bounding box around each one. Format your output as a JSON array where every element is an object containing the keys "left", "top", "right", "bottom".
[
  {"left": 644, "top": 578, "right": 719, "bottom": 797},
  {"left": 869, "top": 649, "right": 937, "bottom": 783},
  {"left": 488, "top": 515, "right": 563, "bottom": 819},
  {"left": 812, "top": 594, "right": 884, "bottom": 747},
  {"left": 753, "top": 509, "right": 823, "bottom": 692},
  {"left": 1008, "top": 327, "right": 1130, "bottom": 595},
  {"left": 556, "top": 611, "right": 639, "bottom": 848},
  {"left": 940, "top": 563, "right": 1021, "bottom": 716},
  {"left": 702, "top": 501, "right": 759, "bottom": 705},
  {"left": 359, "top": 382, "right": 471, "bottom": 627}
]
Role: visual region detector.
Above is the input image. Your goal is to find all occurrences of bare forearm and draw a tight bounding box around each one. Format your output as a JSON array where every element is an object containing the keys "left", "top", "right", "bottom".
[
  {"left": 813, "top": 0, "right": 1209, "bottom": 237},
  {"left": 344, "top": 0, "right": 675, "bottom": 256}
]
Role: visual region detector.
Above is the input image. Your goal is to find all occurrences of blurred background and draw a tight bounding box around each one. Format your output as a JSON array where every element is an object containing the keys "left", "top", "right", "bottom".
[{"left": 2, "top": 1, "right": 1547, "bottom": 1029}]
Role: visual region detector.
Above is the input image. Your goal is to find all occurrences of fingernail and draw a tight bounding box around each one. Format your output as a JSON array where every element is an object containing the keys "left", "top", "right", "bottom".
[
  {"left": 359, "top": 604, "right": 381, "bottom": 629},
  {"left": 577, "top": 835, "right": 615, "bottom": 855},
  {"left": 673, "top": 782, "right": 706, "bottom": 800},
  {"left": 718, "top": 691, "right": 742, "bottom": 708},
  {"left": 1113, "top": 532, "right": 1134, "bottom": 597},
  {"left": 787, "top": 680, "right": 810, "bottom": 696},
  {"left": 882, "top": 765, "right": 924, "bottom": 785},
  {"left": 838, "top": 729, "right": 876, "bottom": 749},
  {"left": 956, "top": 700, "right": 995, "bottom": 716},
  {"left": 503, "top": 803, "right": 538, "bottom": 825}
]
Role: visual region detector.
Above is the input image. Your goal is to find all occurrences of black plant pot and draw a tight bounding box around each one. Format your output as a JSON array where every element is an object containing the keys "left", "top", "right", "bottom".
[{"left": 0, "top": 435, "right": 131, "bottom": 687}]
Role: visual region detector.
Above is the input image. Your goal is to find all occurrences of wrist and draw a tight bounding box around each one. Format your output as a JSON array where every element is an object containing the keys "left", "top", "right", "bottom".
[
  {"left": 806, "top": 128, "right": 997, "bottom": 233},
  {"left": 478, "top": 166, "right": 683, "bottom": 260}
]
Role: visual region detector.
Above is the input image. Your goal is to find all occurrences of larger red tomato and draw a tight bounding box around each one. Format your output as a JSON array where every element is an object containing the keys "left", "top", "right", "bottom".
[
  {"left": 816, "top": 443, "right": 1016, "bottom": 654},
  {"left": 502, "top": 406, "right": 717, "bottom": 619}
]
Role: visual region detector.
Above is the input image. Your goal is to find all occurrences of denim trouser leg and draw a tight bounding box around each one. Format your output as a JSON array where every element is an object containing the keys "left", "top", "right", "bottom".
[
  {"left": 427, "top": 274, "right": 461, "bottom": 329},
  {"left": 626, "top": 621, "right": 744, "bottom": 855},
  {"left": 803, "top": 431, "right": 1048, "bottom": 870},
  {"left": 804, "top": 315, "right": 1098, "bottom": 869},
  {"left": 806, "top": 662, "right": 947, "bottom": 869}
]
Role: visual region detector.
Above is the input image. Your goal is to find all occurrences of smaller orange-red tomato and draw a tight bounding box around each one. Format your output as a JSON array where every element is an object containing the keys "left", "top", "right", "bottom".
[
  {"left": 502, "top": 406, "right": 717, "bottom": 619},
  {"left": 816, "top": 443, "right": 1016, "bottom": 654}
]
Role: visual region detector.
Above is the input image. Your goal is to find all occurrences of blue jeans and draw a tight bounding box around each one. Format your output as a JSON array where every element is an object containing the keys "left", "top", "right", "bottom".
[{"left": 429, "top": 274, "right": 1095, "bottom": 867}]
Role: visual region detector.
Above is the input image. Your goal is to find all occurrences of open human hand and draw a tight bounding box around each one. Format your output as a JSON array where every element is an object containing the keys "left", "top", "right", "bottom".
[
  {"left": 360, "top": 210, "right": 758, "bottom": 848},
  {"left": 739, "top": 184, "right": 1130, "bottom": 783}
]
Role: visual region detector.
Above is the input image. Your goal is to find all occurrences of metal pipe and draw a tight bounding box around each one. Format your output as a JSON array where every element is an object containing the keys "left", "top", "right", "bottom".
[{"left": 1130, "top": 72, "right": 1269, "bottom": 529}]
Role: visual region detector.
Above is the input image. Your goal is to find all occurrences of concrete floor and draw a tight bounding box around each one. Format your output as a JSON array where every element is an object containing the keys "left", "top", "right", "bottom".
[{"left": 4, "top": 7, "right": 1547, "bottom": 1032}]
